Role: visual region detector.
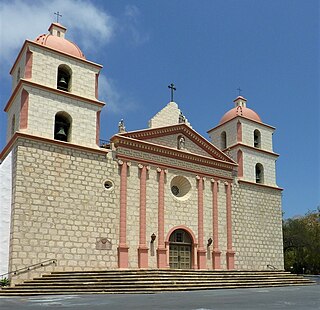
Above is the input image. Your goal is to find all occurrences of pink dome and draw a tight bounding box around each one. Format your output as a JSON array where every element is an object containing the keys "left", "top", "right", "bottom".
[
  {"left": 219, "top": 106, "right": 262, "bottom": 124},
  {"left": 35, "top": 33, "right": 85, "bottom": 59}
]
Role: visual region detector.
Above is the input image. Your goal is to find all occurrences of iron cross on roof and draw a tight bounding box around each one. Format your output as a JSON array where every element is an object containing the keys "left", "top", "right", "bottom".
[
  {"left": 168, "top": 83, "right": 176, "bottom": 102},
  {"left": 237, "top": 87, "right": 243, "bottom": 96},
  {"left": 54, "top": 11, "right": 62, "bottom": 23}
]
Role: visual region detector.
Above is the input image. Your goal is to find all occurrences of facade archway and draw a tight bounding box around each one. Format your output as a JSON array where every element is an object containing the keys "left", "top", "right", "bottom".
[{"left": 166, "top": 226, "right": 197, "bottom": 269}]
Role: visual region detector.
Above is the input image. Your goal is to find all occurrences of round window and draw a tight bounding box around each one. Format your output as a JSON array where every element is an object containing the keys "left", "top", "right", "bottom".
[
  {"left": 170, "top": 176, "right": 191, "bottom": 200},
  {"left": 104, "top": 180, "right": 114, "bottom": 190}
]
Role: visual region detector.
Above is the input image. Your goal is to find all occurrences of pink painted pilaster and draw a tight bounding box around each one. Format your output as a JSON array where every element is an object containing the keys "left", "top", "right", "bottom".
[
  {"left": 96, "top": 111, "right": 101, "bottom": 146},
  {"left": 157, "top": 168, "right": 167, "bottom": 268},
  {"left": 25, "top": 49, "right": 33, "bottom": 79},
  {"left": 237, "top": 121, "right": 242, "bottom": 142},
  {"left": 138, "top": 164, "right": 148, "bottom": 268},
  {"left": 197, "top": 176, "right": 206, "bottom": 269},
  {"left": 237, "top": 150, "right": 243, "bottom": 178},
  {"left": 118, "top": 160, "right": 129, "bottom": 268},
  {"left": 20, "top": 89, "right": 29, "bottom": 130},
  {"left": 225, "top": 182, "right": 235, "bottom": 270},
  {"left": 95, "top": 73, "right": 99, "bottom": 99},
  {"left": 211, "top": 179, "right": 221, "bottom": 269}
]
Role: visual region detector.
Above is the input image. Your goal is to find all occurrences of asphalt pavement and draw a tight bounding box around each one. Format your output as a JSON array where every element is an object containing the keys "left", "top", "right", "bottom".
[{"left": 0, "top": 284, "right": 319, "bottom": 310}]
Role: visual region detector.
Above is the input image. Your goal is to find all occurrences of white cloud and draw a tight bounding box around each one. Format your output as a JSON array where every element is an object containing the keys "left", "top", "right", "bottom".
[
  {"left": 99, "top": 74, "right": 137, "bottom": 114},
  {"left": 123, "top": 4, "right": 149, "bottom": 46},
  {"left": 0, "top": 0, "right": 115, "bottom": 63}
]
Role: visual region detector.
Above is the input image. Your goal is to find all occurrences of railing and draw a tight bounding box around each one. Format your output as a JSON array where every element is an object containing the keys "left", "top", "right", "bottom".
[
  {"left": 99, "top": 139, "right": 110, "bottom": 149},
  {"left": 267, "top": 264, "right": 277, "bottom": 270},
  {"left": 0, "top": 259, "right": 57, "bottom": 280}
]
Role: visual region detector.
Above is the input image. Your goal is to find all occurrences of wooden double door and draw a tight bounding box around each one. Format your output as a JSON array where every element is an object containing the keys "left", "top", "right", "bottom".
[{"left": 169, "top": 229, "right": 192, "bottom": 269}]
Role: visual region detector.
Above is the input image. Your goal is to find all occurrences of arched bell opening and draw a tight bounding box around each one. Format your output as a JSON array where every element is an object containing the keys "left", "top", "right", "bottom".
[
  {"left": 254, "top": 129, "right": 261, "bottom": 148},
  {"left": 57, "top": 64, "right": 72, "bottom": 92},
  {"left": 255, "top": 163, "right": 264, "bottom": 184},
  {"left": 221, "top": 131, "right": 227, "bottom": 149},
  {"left": 168, "top": 228, "right": 194, "bottom": 269},
  {"left": 54, "top": 111, "right": 72, "bottom": 142}
]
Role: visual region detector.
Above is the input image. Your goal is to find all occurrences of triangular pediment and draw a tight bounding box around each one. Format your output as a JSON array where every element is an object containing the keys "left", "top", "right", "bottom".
[{"left": 115, "top": 124, "right": 235, "bottom": 164}]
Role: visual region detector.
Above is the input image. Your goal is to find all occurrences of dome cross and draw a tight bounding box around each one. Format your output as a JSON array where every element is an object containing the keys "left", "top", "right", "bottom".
[{"left": 54, "top": 11, "right": 62, "bottom": 23}]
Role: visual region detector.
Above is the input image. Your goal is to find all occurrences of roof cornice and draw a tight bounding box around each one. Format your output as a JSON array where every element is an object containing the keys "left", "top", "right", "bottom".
[
  {"left": 238, "top": 179, "right": 283, "bottom": 191},
  {"left": 0, "top": 132, "right": 107, "bottom": 162},
  {"left": 207, "top": 115, "right": 275, "bottom": 133},
  {"left": 226, "top": 143, "right": 279, "bottom": 157},
  {"left": 111, "top": 134, "right": 237, "bottom": 171},
  {"left": 120, "top": 123, "right": 236, "bottom": 164},
  {"left": 4, "top": 79, "right": 105, "bottom": 112},
  {"left": 10, "top": 40, "right": 102, "bottom": 75}
]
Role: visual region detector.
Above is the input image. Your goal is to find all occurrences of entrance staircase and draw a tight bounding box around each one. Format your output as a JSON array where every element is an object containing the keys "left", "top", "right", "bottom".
[{"left": 0, "top": 269, "right": 315, "bottom": 295}]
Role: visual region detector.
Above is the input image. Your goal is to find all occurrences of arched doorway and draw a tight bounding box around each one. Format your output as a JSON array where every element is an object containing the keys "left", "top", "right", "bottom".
[{"left": 169, "top": 229, "right": 192, "bottom": 269}]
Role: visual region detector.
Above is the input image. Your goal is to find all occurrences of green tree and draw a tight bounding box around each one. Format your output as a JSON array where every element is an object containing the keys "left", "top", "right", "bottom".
[{"left": 283, "top": 207, "right": 320, "bottom": 274}]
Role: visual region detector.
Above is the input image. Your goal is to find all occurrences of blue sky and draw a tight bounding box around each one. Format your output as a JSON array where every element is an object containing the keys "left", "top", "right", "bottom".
[{"left": 0, "top": 0, "right": 319, "bottom": 218}]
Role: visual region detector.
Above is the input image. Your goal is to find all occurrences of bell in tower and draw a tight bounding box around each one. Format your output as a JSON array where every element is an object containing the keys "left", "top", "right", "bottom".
[{"left": 54, "top": 112, "right": 71, "bottom": 142}]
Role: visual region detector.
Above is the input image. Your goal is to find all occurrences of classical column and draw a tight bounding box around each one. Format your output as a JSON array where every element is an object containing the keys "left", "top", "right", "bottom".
[
  {"left": 138, "top": 164, "right": 148, "bottom": 268},
  {"left": 157, "top": 167, "right": 167, "bottom": 268},
  {"left": 118, "top": 160, "right": 129, "bottom": 268},
  {"left": 211, "top": 179, "right": 221, "bottom": 269},
  {"left": 197, "top": 175, "right": 206, "bottom": 269},
  {"left": 225, "top": 182, "right": 235, "bottom": 269}
]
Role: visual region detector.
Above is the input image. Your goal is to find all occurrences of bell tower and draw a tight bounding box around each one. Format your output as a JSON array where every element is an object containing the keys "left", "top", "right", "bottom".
[
  {"left": 207, "top": 96, "right": 279, "bottom": 187},
  {"left": 4, "top": 23, "right": 104, "bottom": 148}
]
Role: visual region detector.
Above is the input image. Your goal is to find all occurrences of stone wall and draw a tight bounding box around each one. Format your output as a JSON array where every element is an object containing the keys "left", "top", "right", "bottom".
[
  {"left": 9, "top": 138, "right": 119, "bottom": 283},
  {"left": 232, "top": 181, "right": 284, "bottom": 270},
  {"left": 26, "top": 86, "right": 100, "bottom": 148},
  {"left": 28, "top": 45, "right": 100, "bottom": 100},
  {"left": 0, "top": 151, "right": 13, "bottom": 276}
]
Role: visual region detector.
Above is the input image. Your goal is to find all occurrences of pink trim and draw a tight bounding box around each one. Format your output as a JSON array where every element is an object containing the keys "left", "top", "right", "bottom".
[
  {"left": 225, "top": 182, "right": 235, "bottom": 270},
  {"left": 165, "top": 225, "right": 198, "bottom": 269},
  {"left": 138, "top": 165, "right": 148, "bottom": 268},
  {"left": 207, "top": 115, "right": 276, "bottom": 133},
  {"left": 237, "top": 150, "right": 243, "bottom": 178},
  {"left": 119, "top": 123, "right": 234, "bottom": 163},
  {"left": 5, "top": 79, "right": 105, "bottom": 112},
  {"left": 237, "top": 121, "right": 242, "bottom": 142},
  {"left": 0, "top": 132, "right": 108, "bottom": 162},
  {"left": 118, "top": 161, "right": 129, "bottom": 268},
  {"left": 212, "top": 180, "right": 221, "bottom": 269},
  {"left": 197, "top": 176, "right": 206, "bottom": 269},
  {"left": 20, "top": 89, "right": 29, "bottom": 129},
  {"left": 96, "top": 111, "right": 101, "bottom": 146},
  {"left": 238, "top": 180, "right": 283, "bottom": 191},
  {"left": 95, "top": 73, "right": 99, "bottom": 99},
  {"left": 24, "top": 49, "right": 33, "bottom": 79},
  {"left": 10, "top": 40, "right": 102, "bottom": 76},
  {"left": 227, "top": 143, "right": 279, "bottom": 158},
  {"left": 157, "top": 169, "right": 167, "bottom": 268},
  {"left": 112, "top": 136, "right": 237, "bottom": 171},
  {"left": 117, "top": 154, "right": 233, "bottom": 183}
]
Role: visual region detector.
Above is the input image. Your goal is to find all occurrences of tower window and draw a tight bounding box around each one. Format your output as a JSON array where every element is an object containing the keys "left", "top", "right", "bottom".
[
  {"left": 254, "top": 129, "right": 261, "bottom": 148},
  {"left": 54, "top": 111, "right": 72, "bottom": 142},
  {"left": 255, "top": 163, "right": 264, "bottom": 184},
  {"left": 57, "top": 65, "right": 72, "bottom": 92},
  {"left": 221, "top": 131, "right": 227, "bottom": 149}
]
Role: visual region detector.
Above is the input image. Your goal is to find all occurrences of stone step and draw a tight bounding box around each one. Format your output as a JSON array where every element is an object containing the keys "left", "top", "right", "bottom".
[
  {"left": 20, "top": 276, "right": 309, "bottom": 285},
  {"left": 0, "top": 270, "right": 315, "bottom": 296},
  {"left": 0, "top": 282, "right": 315, "bottom": 296}
]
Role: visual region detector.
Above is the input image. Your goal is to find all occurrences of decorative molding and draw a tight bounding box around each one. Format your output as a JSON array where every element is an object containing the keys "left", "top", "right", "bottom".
[
  {"left": 112, "top": 135, "right": 237, "bottom": 172},
  {"left": 0, "top": 132, "right": 108, "bottom": 162},
  {"left": 117, "top": 123, "right": 235, "bottom": 163},
  {"left": 238, "top": 179, "right": 283, "bottom": 191},
  {"left": 5, "top": 79, "right": 105, "bottom": 112}
]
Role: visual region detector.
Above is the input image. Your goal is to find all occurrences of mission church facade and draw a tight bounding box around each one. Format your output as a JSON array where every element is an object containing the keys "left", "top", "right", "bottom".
[{"left": 0, "top": 23, "right": 284, "bottom": 283}]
